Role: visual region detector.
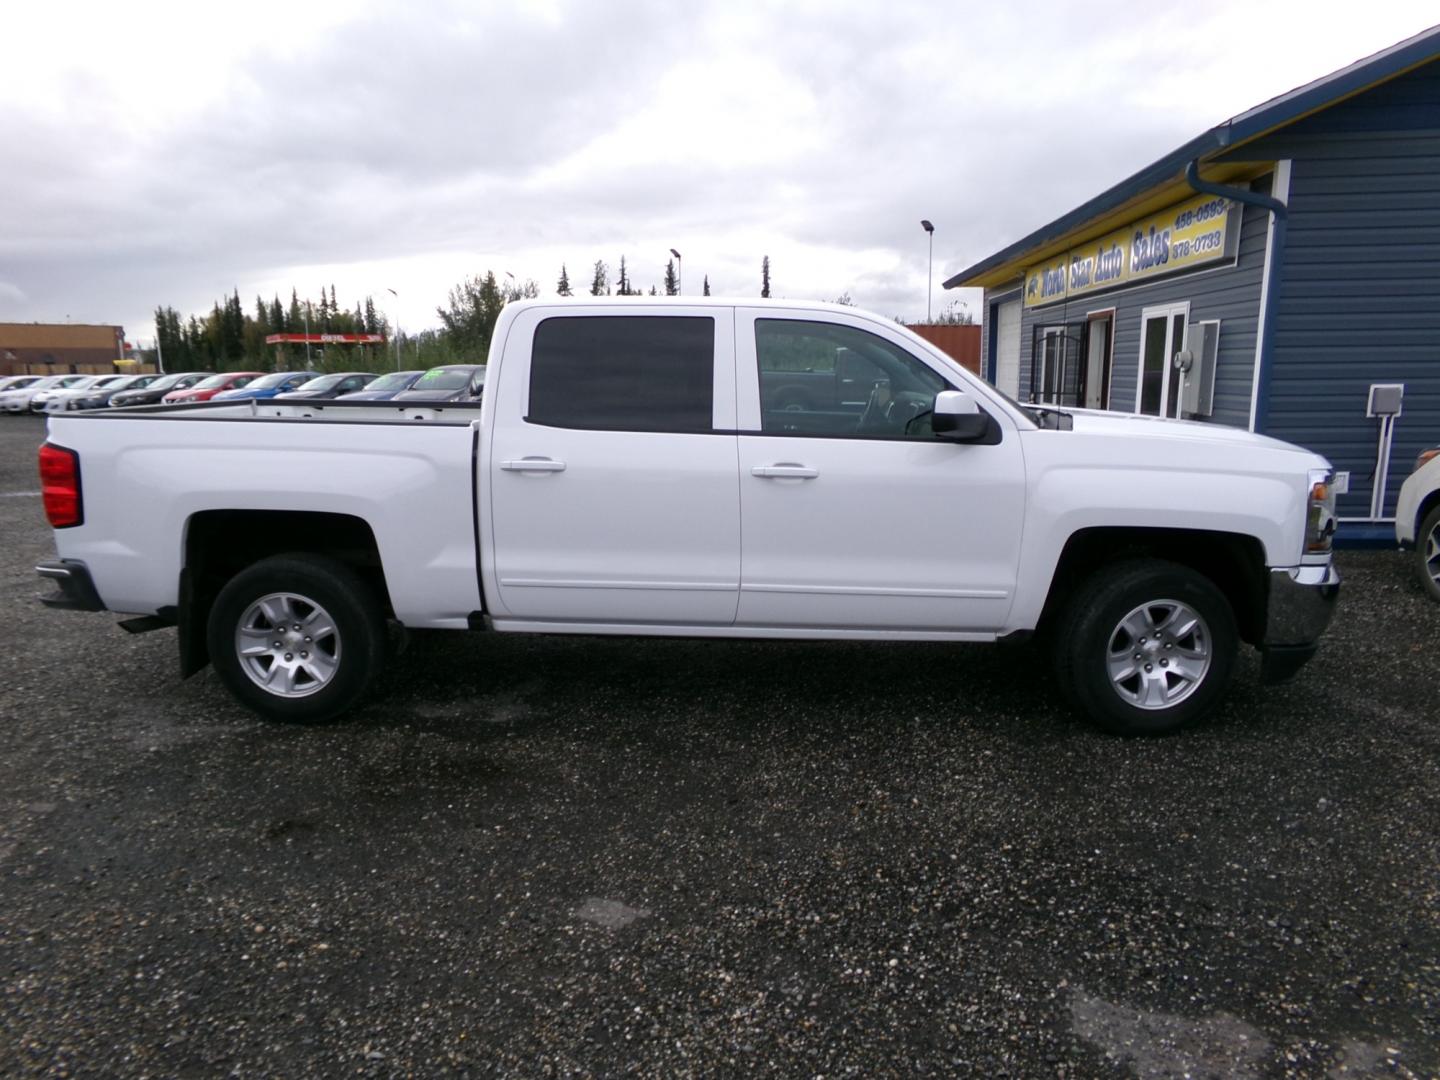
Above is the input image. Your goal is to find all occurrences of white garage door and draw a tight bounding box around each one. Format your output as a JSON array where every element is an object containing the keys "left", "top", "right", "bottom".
[{"left": 994, "top": 299, "right": 1021, "bottom": 398}]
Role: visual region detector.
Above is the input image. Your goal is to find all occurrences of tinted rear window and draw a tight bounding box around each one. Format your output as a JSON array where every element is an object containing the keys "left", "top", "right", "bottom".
[{"left": 528, "top": 316, "right": 714, "bottom": 433}]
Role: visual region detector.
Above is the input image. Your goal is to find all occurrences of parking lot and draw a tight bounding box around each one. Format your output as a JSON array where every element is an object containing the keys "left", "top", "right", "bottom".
[{"left": 0, "top": 412, "right": 1436, "bottom": 1078}]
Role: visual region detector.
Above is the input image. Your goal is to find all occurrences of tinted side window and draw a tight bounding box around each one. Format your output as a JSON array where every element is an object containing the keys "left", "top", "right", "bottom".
[
  {"left": 529, "top": 316, "right": 714, "bottom": 433},
  {"left": 756, "top": 319, "right": 949, "bottom": 438}
]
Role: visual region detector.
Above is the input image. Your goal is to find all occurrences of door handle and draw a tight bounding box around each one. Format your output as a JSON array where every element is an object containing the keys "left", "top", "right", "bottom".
[
  {"left": 751, "top": 464, "right": 818, "bottom": 479},
  {"left": 500, "top": 457, "right": 566, "bottom": 473}
]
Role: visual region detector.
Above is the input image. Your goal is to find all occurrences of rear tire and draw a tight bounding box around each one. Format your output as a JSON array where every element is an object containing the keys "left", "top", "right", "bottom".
[
  {"left": 1416, "top": 505, "right": 1440, "bottom": 602},
  {"left": 1053, "top": 559, "right": 1238, "bottom": 735},
  {"left": 207, "top": 554, "right": 385, "bottom": 723}
]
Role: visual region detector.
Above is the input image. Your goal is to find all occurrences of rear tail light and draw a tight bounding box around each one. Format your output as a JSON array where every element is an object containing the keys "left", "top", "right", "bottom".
[
  {"left": 38, "top": 442, "right": 83, "bottom": 528},
  {"left": 1416, "top": 447, "right": 1440, "bottom": 473}
]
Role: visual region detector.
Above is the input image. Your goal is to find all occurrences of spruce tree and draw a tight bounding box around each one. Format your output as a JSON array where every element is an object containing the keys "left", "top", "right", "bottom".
[
  {"left": 703, "top": 275, "right": 711, "bottom": 296},
  {"left": 557, "top": 264, "right": 573, "bottom": 296},
  {"left": 664, "top": 259, "right": 678, "bottom": 296},
  {"left": 616, "top": 256, "right": 631, "bottom": 296},
  {"left": 590, "top": 260, "right": 609, "bottom": 296},
  {"left": 761, "top": 256, "right": 771, "bottom": 298}
]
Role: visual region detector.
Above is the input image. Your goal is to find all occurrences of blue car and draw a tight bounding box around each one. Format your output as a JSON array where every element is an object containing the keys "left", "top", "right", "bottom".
[
  {"left": 212, "top": 371, "right": 321, "bottom": 402},
  {"left": 336, "top": 369, "right": 425, "bottom": 401}
]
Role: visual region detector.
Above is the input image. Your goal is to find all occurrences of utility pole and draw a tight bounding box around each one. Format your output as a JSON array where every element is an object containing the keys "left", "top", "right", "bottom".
[
  {"left": 921, "top": 220, "right": 935, "bottom": 322},
  {"left": 303, "top": 301, "right": 313, "bottom": 367},
  {"left": 386, "top": 288, "right": 400, "bottom": 371}
]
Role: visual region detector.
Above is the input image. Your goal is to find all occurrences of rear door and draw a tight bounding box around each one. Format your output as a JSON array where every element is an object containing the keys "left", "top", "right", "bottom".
[{"left": 485, "top": 305, "right": 740, "bottom": 625}]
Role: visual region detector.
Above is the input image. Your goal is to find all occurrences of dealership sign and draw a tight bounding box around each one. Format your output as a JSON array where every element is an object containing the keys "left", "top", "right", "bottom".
[{"left": 1023, "top": 193, "right": 1242, "bottom": 308}]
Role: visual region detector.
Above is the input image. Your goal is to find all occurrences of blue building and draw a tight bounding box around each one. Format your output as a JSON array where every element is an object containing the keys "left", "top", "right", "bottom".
[{"left": 946, "top": 26, "right": 1440, "bottom": 543}]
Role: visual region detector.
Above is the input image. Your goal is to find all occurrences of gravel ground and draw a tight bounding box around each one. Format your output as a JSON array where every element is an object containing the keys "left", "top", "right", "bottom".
[{"left": 1, "top": 412, "right": 1437, "bottom": 1078}]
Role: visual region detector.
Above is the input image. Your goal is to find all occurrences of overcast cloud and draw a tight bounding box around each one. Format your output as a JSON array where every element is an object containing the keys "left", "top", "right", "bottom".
[{"left": 1, "top": 0, "right": 1436, "bottom": 338}]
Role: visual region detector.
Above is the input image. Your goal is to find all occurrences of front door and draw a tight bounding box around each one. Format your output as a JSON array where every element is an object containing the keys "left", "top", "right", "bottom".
[
  {"left": 1032, "top": 323, "right": 1085, "bottom": 407},
  {"left": 737, "top": 310, "right": 1026, "bottom": 632},
  {"left": 486, "top": 307, "right": 740, "bottom": 625},
  {"left": 1084, "top": 312, "right": 1113, "bottom": 410},
  {"left": 1137, "top": 304, "right": 1188, "bottom": 417}
]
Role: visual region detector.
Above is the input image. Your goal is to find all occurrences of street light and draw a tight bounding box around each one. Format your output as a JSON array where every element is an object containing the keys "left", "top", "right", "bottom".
[
  {"left": 385, "top": 287, "right": 400, "bottom": 371},
  {"left": 920, "top": 220, "right": 935, "bottom": 322},
  {"left": 670, "top": 248, "right": 682, "bottom": 295}
]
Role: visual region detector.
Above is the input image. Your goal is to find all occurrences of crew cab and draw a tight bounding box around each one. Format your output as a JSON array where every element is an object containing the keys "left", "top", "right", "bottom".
[{"left": 36, "top": 299, "right": 1340, "bottom": 735}]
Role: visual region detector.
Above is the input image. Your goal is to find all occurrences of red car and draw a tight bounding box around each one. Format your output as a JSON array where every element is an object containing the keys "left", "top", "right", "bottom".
[{"left": 162, "top": 371, "right": 265, "bottom": 404}]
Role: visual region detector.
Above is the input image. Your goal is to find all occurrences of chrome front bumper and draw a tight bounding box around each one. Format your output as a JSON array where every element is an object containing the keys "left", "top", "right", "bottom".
[{"left": 1260, "top": 563, "right": 1340, "bottom": 683}]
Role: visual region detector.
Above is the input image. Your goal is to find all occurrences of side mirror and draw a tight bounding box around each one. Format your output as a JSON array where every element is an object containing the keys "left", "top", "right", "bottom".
[{"left": 932, "top": 390, "right": 991, "bottom": 441}]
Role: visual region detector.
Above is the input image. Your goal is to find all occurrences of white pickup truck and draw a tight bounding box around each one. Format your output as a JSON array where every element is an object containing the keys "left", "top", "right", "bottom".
[{"left": 36, "top": 298, "right": 1340, "bottom": 735}]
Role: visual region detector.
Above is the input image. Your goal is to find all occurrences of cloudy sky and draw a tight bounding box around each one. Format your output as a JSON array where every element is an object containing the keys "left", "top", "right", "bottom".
[{"left": 2, "top": 1, "right": 1436, "bottom": 341}]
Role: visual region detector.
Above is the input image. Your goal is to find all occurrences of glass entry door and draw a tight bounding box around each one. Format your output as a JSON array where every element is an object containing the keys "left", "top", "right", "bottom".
[
  {"left": 1031, "top": 323, "right": 1085, "bottom": 406},
  {"left": 1137, "top": 304, "right": 1188, "bottom": 417}
]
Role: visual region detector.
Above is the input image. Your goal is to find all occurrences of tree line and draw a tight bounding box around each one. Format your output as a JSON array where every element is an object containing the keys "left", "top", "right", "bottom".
[
  {"left": 153, "top": 286, "right": 389, "bottom": 372},
  {"left": 148, "top": 253, "right": 967, "bottom": 374}
]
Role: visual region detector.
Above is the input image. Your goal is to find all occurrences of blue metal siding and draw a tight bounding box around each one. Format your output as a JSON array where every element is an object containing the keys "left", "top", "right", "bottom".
[
  {"left": 1272, "top": 58, "right": 1440, "bottom": 136},
  {"left": 1259, "top": 130, "right": 1440, "bottom": 519},
  {"left": 1015, "top": 176, "right": 1272, "bottom": 428}
]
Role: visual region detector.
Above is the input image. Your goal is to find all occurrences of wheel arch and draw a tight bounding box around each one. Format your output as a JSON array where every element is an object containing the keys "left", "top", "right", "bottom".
[
  {"left": 1037, "top": 526, "right": 1269, "bottom": 646},
  {"left": 178, "top": 509, "right": 391, "bottom": 677},
  {"left": 1416, "top": 489, "right": 1440, "bottom": 538}
]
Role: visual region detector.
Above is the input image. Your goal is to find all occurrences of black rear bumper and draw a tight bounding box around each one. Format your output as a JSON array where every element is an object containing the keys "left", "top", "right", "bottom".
[{"left": 36, "top": 559, "right": 106, "bottom": 612}]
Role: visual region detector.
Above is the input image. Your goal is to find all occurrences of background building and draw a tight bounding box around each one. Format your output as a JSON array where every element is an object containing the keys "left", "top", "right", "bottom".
[
  {"left": 0, "top": 323, "right": 127, "bottom": 376},
  {"left": 947, "top": 25, "right": 1440, "bottom": 542}
]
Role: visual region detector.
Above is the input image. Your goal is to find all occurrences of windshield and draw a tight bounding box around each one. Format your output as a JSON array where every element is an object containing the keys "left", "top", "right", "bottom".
[
  {"left": 247, "top": 372, "right": 301, "bottom": 390},
  {"left": 101, "top": 375, "right": 147, "bottom": 392},
  {"left": 296, "top": 374, "right": 344, "bottom": 392},
  {"left": 193, "top": 374, "right": 242, "bottom": 390},
  {"left": 146, "top": 373, "right": 193, "bottom": 391},
  {"left": 366, "top": 370, "right": 421, "bottom": 391},
  {"left": 410, "top": 367, "right": 482, "bottom": 392}
]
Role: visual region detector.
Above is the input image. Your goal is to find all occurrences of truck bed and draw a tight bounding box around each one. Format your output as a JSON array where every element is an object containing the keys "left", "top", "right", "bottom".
[{"left": 45, "top": 401, "right": 484, "bottom": 627}]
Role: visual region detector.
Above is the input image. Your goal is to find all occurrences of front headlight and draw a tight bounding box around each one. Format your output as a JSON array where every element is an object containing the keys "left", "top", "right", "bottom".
[{"left": 1305, "top": 468, "right": 1337, "bottom": 555}]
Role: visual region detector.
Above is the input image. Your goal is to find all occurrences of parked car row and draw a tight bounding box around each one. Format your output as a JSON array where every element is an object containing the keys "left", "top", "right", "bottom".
[{"left": 0, "top": 364, "right": 488, "bottom": 414}]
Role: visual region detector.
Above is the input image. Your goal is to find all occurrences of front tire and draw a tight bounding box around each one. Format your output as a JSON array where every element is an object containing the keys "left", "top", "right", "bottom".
[
  {"left": 207, "top": 554, "right": 385, "bottom": 723},
  {"left": 1054, "top": 559, "right": 1238, "bottom": 735},
  {"left": 1416, "top": 505, "right": 1440, "bottom": 602}
]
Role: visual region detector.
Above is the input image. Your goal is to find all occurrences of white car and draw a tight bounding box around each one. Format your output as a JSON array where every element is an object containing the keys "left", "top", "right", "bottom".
[
  {"left": 0, "top": 375, "right": 44, "bottom": 394},
  {"left": 1395, "top": 444, "right": 1440, "bottom": 601},
  {"left": 42, "top": 374, "right": 131, "bottom": 413},
  {"left": 28, "top": 375, "right": 101, "bottom": 412},
  {"left": 1, "top": 375, "right": 81, "bottom": 413}
]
